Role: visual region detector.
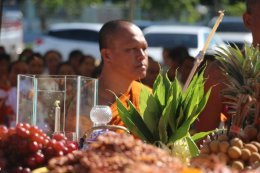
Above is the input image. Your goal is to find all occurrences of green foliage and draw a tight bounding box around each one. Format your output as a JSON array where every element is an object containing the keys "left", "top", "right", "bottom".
[
  {"left": 140, "top": 0, "right": 201, "bottom": 23},
  {"left": 116, "top": 68, "right": 211, "bottom": 157},
  {"left": 33, "top": 0, "right": 102, "bottom": 18}
]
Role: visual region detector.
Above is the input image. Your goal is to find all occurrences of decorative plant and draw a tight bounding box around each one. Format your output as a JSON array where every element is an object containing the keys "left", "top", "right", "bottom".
[
  {"left": 116, "top": 68, "right": 212, "bottom": 162},
  {"left": 215, "top": 43, "right": 260, "bottom": 137}
]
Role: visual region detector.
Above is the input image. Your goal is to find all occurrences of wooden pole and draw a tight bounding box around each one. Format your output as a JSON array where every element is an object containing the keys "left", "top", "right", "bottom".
[{"left": 182, "top": 10, "right": 224, "bottom": 92}]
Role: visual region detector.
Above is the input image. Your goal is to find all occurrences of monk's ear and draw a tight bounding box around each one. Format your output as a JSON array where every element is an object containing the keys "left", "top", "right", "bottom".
[
  {"left": 243, "top": 12, "right": 253, "bottom": 30},
  {"left": 100, "top": 49, "right": 112, "bottom": 64}
]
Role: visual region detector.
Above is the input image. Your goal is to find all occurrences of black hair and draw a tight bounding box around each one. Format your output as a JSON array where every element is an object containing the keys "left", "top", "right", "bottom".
[
  {"left": 44, "top": 50, "right": 62, "bottom": 60},
  {"left": 168, "top": 46, "right": 192, "bottom": 66},
  {"left": 26, "top": 53, "right": 44, "bottom": 64},
  {"left": 68, "top": 49, "right": 83, "bottom": 61},
  {"left": 0, "top": 53, "right": 11, "bottom": 62}
]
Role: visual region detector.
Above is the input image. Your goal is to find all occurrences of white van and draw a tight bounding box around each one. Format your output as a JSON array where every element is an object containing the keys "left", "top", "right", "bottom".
[
  {"left": 33, "top": 23, "right": 102, "bottom": 61},
  {"left": 208, "top": 16, "right": 252, "bottom": 49},
  {"left": 143, "top": 25, "right": 225, "bottom": 63}
]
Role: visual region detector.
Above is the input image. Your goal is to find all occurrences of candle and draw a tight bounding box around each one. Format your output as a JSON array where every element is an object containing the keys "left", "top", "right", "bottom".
[{"left": 54, "top": 100, "right": 61, "bottom": 133}]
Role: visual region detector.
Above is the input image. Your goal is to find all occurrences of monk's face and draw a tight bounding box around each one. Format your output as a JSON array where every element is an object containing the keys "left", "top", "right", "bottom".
[
  {"left": 105, "top": 23, "right": 148, "bottom": 80},
  {"left": 243, "top": 1, "right": 260, "bottom": 46}
]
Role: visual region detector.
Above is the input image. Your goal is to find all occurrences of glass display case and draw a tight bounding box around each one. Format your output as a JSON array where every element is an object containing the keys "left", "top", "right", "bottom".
[{"left": 16, "top": 75, "right": 98, "bottom": 140}]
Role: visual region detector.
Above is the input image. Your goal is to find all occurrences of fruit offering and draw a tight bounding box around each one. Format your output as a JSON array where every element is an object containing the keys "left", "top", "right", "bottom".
[
  {"left": 47, "top": 132, "right": 186, "bottom": 173},
  {"left": 0, "top": 123, "right": 78, "bottom": 173},
  {"left": 198, "top": 133, "right": 260, "bottom": 171}
]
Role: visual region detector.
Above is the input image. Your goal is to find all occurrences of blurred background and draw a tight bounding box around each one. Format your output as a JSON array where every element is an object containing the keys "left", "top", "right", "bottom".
[{"left": 0, "top": 0, "right": 248, "bottom": 61}]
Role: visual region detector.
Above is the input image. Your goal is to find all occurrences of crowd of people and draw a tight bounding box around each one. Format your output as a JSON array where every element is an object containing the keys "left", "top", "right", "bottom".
[{"left": 0, "top": 47, "right": 100, "bottom": 127}]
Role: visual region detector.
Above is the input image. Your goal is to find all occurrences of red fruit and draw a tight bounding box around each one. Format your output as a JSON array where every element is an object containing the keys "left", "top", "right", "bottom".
[
  {"left": 53, "top": 141, "right": 65, "bottom": 152},
  {"left": 66, "top": 142, "right": 77, "bottom": 153},
  {"left": 29, "top": 126, "right": 40, "bottom": 134},
  {"left": 26, "top": 156, "right": 36, "bottom": 168},
  {"left": 23, "top": 123, "right": 31, "bottom": 130},
  {"left": 29, "top": 141, "right": 40, "bottom": 152},
  {"left": 55, "top": 150, "right": 64, "bottom": 157},
  {"left": 52, "top": 133, "right": 66, "bottom": 141},
  {"left": 16, "top": 127, "right": 30, "bottom": 138},
  {"left": 0, "top": 157, "right": 7, "bottom": 169},
  {"left": 0, "top": 126, "right": 8, "bottom": 138},
  {"left": 34, "top": 152, "right": 45, "bottom": 164},
  {"left": 22, "top": 167, "right": 31, "bottom": 173},
  {"left": 18, "top": 139, "right": 29, "bottom": 154},
  {"left": 43, "top": 147, "right": 55, "bottom": 157},
  {"left": 8, "top": 127, "right": 16, "bottom": 136}
]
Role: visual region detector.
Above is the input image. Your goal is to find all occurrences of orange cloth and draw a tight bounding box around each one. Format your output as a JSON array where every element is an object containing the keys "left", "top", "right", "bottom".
[{"left": 109, "top": 81, "right": 151, "bottom": 126}]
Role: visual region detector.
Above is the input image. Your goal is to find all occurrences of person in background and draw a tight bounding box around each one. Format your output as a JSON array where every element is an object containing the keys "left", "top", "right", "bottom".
[
  {"left": 0, "top": 53, "right": 11, "bottom": 126},
  {"left": 0, "top": 53, "right": 11, "bottom": 90},
  {"left": 68, "top": 49, "right": 84, "bottom": 74},
  {"left": 57, "top": 62, "right": 76, "bottom": 75},
  {"left": 44, "top": 50, "right": 62, "bottom": 75},
  {"left": 162, "top": 47, "right": 173, "bottom": 69},
  {"left": 18, "top": 48, "right": 34, "bottom": 62},
  {"left": 0, "top": 60, "right": 29, "bottom": 126},
  {"left": 26, "top": 53, "right": 45, "bottom": 75},
  {"left": 78, "top": 54, "right": 96, "bottom": 77},
  {"left": 243, "top": 0, "right": 260, "bottom": 46},
  {"left": 97, "top": 20, "right": 150, "bottom": 126},
  {"left": 195, "top": 60, "right": 227, "bottom": 133},
  {"left": 141, "top": 56, "right": 160, "bottom": 88},
  {"left": 167, "top": 46, "right": 194, "bottom": 85},
  {"left": 195, "top": 0, "right": 260, "bottom": 133},
  {"left": 0, "top": 46, "right": 6, "bottom": 54}
]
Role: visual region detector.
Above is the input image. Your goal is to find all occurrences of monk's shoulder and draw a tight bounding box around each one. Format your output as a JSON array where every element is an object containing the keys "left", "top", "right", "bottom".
[{"left": 131, "top": 81, "right": 152, "bottom": 93}]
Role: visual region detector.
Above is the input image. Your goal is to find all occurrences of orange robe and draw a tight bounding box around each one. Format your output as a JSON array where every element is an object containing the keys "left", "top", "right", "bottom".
[{"left": 109, "top": 81, "right": 151, "bottom": 126}]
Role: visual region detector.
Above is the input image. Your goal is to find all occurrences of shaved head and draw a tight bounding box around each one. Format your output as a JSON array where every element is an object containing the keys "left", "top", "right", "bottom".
[{"left": 98, "top": 20, "right": 138, "bottom": 50}]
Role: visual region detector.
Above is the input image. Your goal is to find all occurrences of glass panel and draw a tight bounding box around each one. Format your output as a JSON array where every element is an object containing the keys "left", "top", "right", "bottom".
[{"left": 17, "top": 75, "right": 98, "bottom": 140}]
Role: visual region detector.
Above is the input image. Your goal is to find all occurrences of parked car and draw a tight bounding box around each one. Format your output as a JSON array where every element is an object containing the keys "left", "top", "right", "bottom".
[
  {"left": 33, "top": 23, "right": 102, "bottom": 61},
  {"left": 208, "top": 16, "right": 252, "bottom": 49},
  {"left": 143, "top": 25, "right": 225, "bottom": 63}
]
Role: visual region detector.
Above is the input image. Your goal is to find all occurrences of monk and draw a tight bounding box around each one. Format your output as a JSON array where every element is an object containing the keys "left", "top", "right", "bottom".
[
  {"left": 97, "top": 20, "right": 150, "bottom": 126},
  {"left": 243, "top": 0, "right": 260, "bottom": 46}
]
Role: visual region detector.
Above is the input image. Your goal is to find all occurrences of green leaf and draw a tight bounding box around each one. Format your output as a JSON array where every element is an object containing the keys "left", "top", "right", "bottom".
[
  {"left": 167, "top": 78, "right": 182, "bottom": 132},
  {"left": 128, "top": 100, "right": 155, "bottom": 143},
  {"left": 158, "top": 108, "right": 169, "bottom": 143},
  {"left": 116, "top": 99, "right": 147, "bottom": 141},
  {"left": 186, "top": 136, "right": 199, "bottom": 157},
  {"left": 153, "top": 72, "right": 167, "bottom": 108},
  {"left": 191, "top": 130, "right": 215, "bottom": 142},
  {"left": 139, "top": 84, "right": 151, "bottom": 116},
  {"left": 195, "top": 88, "right": 211, "bottom": 115}
]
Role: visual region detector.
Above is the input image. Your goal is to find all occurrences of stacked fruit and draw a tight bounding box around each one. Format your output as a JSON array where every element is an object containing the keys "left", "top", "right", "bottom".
[
  {"left": 199, "top": 133, "right": 260, "bottom": 171},
  {"left": 0, "top": 123, "right": 78, "bottom": 173}
]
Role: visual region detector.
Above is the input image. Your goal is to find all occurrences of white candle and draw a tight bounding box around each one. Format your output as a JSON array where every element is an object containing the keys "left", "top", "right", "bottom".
[{"left": 54, "top": 100, "right": 61, "bottom": 132}]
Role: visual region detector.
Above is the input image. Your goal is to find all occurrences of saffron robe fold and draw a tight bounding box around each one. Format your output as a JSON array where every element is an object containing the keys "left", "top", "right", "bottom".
[{"left": 109, "top": 81, "right": 151, "bottom": 126}]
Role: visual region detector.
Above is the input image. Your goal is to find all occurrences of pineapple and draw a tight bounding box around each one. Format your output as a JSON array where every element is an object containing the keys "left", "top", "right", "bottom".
[{"left": 215, "top": 43, "right": 260, "bottom": 138}]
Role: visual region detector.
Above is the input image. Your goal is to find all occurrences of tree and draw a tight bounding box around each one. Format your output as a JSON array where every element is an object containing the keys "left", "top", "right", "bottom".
[
  {"left": 140, "top": 0, "right": 201, "bottom": 23},
  {"left": 32, "top": 0, "right": 102, "bottom": 31}
]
